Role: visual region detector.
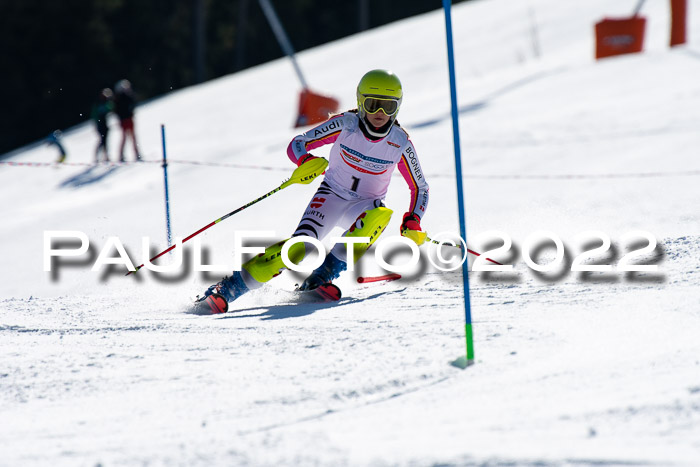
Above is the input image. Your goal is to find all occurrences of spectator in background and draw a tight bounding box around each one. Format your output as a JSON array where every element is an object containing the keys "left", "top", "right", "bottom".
[
  {"left": 113, "top": 79, "right": 142, "bottom": 162},
  {"left": 92, "top": 88, "right": 113, "bottom": 163},
  {"left": 46, "top": 130, "right": 67, "bottom": 163}
]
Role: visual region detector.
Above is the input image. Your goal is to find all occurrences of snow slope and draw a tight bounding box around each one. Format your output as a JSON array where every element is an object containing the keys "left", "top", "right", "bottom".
[{"left": 2, "top": 0, "right": 700, "bottom": 465}]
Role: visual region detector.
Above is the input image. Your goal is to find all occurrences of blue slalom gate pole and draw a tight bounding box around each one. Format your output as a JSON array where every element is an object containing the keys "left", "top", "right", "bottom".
[
  {"left": 161, "top": 124, "right": 173, "bottom": 248},
  {"left": 442, "top": 0, "right": 475, "bottom": 367}
]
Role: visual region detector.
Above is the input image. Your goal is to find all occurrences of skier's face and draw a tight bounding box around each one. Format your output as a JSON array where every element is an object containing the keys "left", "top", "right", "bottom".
[{"left": 366, "top": 110, "right": 391, "bottom": 128}]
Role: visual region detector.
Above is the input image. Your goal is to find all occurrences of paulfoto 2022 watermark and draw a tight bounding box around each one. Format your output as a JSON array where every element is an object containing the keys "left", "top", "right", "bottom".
[{"left": 43, "top": 229, "right": 663, "bottom": 280}]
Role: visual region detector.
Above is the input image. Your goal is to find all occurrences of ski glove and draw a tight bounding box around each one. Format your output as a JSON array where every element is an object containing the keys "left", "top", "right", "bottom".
[
  {"left": 400, "top": 212, "right": 427, "bottom": 246},
  {"left": 298, "top": 153, "right": 320, "bottom": 167}
]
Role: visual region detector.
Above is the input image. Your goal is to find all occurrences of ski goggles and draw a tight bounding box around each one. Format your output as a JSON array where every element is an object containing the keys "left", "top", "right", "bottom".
[{"left": 360, "top": 96, "right": 400, "bottom": 116}]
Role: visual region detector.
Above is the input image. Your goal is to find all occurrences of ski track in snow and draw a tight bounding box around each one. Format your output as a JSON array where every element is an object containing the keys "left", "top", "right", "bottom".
[{"left": 2, "top": 234, "right": 698, "bottom": 465}]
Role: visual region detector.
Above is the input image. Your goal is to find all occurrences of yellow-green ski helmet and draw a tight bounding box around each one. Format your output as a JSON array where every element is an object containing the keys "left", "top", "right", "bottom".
[{"left": 356, "top": 69, "right": 403, "bottom": 138}]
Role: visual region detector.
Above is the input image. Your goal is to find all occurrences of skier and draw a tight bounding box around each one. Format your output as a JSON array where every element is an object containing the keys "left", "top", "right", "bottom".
[
  {"left": 46, "top": 130, "right": 68, "bottom": 163},
  {"left": 200, "top": 69, "right": 429, "bottom": 312},
  {"left": 113, "top": 79, "right": 142, "bottom": 162},
  {"left": 92, "top": 88, "right": 113, "bottom": 163}
]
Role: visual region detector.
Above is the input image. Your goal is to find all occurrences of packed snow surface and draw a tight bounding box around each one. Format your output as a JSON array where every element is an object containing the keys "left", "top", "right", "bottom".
[{"left": 2, "top": 0, "right": 700, "bottom": 465}]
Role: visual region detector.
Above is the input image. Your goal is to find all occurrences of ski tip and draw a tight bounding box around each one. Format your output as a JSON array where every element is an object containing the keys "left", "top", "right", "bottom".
[
  {"left": 296, "top": 283, "right": 342, "bottom": 302},
  {"left": 316, "top": 283, "right": 341, "bottom": 301},
  {"left": 208, "top": 294, "right": 229, "bottom": 313},
  {"left": 193, "top": 293, "right": 228, "bottom": 314}
]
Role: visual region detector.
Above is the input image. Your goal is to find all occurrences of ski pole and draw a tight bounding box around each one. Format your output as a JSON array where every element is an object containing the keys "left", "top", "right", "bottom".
[
  {"left": 357, "top": 273, "right": 401, "bottom": 283},
  {"left": 126, "top": 157, "right": 328, "bottom": 275},
  {"left": 425, "top": 235, "right": 503, "bottom": 266}
]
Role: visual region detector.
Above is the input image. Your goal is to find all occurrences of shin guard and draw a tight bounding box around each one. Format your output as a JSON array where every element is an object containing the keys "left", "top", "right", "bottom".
[
  {"left": 242, "top": 238, "right": 306, "bottom": 284},
  {"left": 340, "top": 206, "right": 393, "bottom": 261}
]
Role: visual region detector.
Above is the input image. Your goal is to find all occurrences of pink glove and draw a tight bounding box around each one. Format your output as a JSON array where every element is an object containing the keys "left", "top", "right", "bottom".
[{"left": 297, "top": 153, "right": 318, "bottom": 167}]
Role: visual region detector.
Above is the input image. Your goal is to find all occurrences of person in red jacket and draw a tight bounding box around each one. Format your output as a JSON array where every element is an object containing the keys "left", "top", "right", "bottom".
[{"left": 113, "top": 79, "right": 142, "bottom": 162}]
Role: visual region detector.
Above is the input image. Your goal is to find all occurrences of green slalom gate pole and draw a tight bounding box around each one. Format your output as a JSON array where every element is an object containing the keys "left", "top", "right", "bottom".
[{"left": 443, "top": 0, "right": 475, "bottom": 368}]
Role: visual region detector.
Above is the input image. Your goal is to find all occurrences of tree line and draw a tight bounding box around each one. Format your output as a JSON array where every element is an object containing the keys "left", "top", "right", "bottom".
[{"left": 0, "top": 0, "right": 466, "bottom": 156}]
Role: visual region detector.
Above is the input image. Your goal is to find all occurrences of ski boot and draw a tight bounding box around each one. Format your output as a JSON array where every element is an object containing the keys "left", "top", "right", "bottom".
[
  {"left": 197, "top": 271, "right": 250, "bottom": 313},
  {"left": 298, "top": 253, "right": 347, "bottom": 291}
]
